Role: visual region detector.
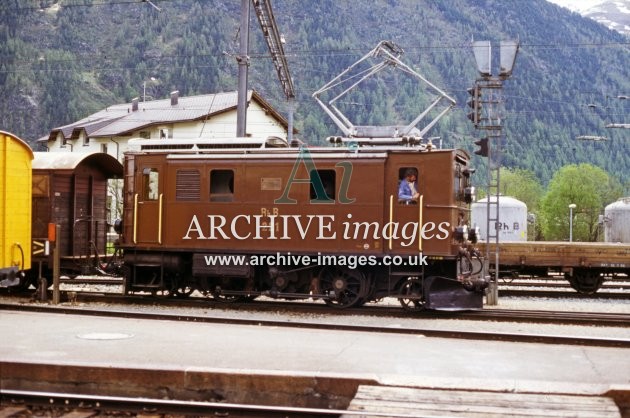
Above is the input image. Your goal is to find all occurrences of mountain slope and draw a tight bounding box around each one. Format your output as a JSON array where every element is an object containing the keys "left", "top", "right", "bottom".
[{"left": 0, "top": 0, "right": 628, "bottom": 186}]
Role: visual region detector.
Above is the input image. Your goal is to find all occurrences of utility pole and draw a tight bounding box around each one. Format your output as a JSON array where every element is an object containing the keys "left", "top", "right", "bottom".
[{"left": 236, "top": 0, "right": 251, "bottom": 138}]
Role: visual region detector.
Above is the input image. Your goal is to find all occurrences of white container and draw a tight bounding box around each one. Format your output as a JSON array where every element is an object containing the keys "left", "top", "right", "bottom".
[
  {"left": 604, "top": 197, "right": 630, "bottom": 243},
  {"left": 471, "top": 195, "right": 528, "bottom": 241}
]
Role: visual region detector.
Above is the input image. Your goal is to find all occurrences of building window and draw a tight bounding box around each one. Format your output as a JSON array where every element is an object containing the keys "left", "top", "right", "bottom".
[
  {"left": 139, "top": 131, "right": 150, "bottom": 139},
  {"left": 83, "top": 134, "right": 90, "bottom": 146},
  {"left": 309, "top": 169, "right": 335, "bottom": 202},
  {"left": 176, "top": 169, "right": 201, "bottom": 201},
  {"left": 101, "top": 144, "right": 108, "bottom": 154},
  {"left": 159, "top": 128, "right": 172, "bottom": 139},
  {"left": 142, "top": 168, "right": 159, "bottom": 201},
  {"left": 210, "top": 169, "right": 234, "bottom": 202}
]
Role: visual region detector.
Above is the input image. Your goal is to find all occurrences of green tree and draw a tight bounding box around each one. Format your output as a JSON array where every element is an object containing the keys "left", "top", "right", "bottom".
[{"left": 540, "top": 164, "right": 622, "bottom": 242}]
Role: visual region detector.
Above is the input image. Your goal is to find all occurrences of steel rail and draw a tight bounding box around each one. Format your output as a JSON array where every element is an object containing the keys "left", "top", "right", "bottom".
[
  {"left": 499, "top": 289, "right": 630, "bottom": 299},
  {"left": 2, "top": 292, "right": 630, "bottom": 327},
  {"left": 1, "top": 303, "right": 629, "bottom": 348},
  {"left": 1, "top": 389, "right": 409, "bottom": 418},
  {"left": 499, "top": 281, "right": 630, "bottom": 290}
]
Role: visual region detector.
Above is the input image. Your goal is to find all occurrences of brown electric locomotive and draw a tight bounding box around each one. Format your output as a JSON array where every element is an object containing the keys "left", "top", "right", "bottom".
[{"left": 116, "top": 136, "right": 486, "bottom": 310}]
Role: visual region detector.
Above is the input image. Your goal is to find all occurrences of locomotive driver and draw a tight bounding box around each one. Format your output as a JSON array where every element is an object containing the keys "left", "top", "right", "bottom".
[{"left": 398, "top": 168, "right": 420, "bottom": 204}]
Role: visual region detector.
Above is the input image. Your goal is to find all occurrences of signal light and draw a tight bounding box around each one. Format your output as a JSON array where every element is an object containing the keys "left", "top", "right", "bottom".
[
  {"left": 467, "top": 85, "right": 482, "bottom": 127},
  {"left": 474, "top": 137, "right": 489, "bottom": 157}
]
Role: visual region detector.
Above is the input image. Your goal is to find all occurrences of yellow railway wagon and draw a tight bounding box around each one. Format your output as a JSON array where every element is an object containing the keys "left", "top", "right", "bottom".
[{"left": 0, "top": 130, "right": 33, "bottom": 287}]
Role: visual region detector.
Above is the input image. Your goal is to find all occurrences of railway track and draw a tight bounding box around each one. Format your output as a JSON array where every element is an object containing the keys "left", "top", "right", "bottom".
[
  {"left": 0, "top": 389, "right": 355, "bottom": 417},
  {"left": 1, "top": 299, "right": 629, "bottom": 348},
  {"left": 500, "top": 280, "right": 630, "bottom": 290},
  {"left": 2, "top": 290, "right": 630, "bottom": 327},
  {"left": 2, "top": 289, "right": 630, "bottom": 327},
  {"left": 50, "top": 273, "right": 630, "bottom": 300},
  {"left": 497, "top": 275, "right": 630, "bottom": 299}
]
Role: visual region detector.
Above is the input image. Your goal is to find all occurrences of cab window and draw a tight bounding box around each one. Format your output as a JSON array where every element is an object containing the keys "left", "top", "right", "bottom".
[
  {"left": 397, "top": 166, "right": 419, "bottom": 204},
  {"left": 210, "top": 169, "right": 234, "bottom": 202},
  {"left": 142, "top": 168, "right": 159, "bottom": 200},
  {"left": 309, "top": 169, "right": 335, "bottom": 202}
]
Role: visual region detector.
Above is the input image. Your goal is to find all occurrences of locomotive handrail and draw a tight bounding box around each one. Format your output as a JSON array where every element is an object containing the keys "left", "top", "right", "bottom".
[
  {"left": 418, "top": 195, "right": 424, "bottom": 252},
  {"left": 12, "top": 243, "right": 25, "bottom": 270},
  {"left": 165, "top": 150, "right": 393, "bottom": 160},
  {"left": 158, "top": 145, "right": 441, "bottom": 158},
  {"left": 388, "top": 194, "right": 425, "bottom": 252},
  {"left": 133, "top": 193, "right": 138, "bottom": 244},
  {"left": 389, "top": 195, "right": 394, "bottom": 251},
  {"left": 158, "top": 193, "right": 163, "bottom": 245}
]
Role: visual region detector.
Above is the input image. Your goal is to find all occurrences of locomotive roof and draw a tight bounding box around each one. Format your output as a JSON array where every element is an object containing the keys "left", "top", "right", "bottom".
[
  {"left": 33, "top": 152, "right": 123, "bottom": 177},
  {"left": 126, "top": 137, "right": 466, "bottom": 160}
]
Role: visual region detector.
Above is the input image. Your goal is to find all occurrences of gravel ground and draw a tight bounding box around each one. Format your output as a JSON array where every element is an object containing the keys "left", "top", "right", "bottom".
[
  {"left": 2, "top": 285, "right": 629, "bottom": 340},
  {"left": 484, "top": 296, "right": 630, "bottom": 313},
  {"left": 49, "top": 279, "right": 630, "bottom": 314}
]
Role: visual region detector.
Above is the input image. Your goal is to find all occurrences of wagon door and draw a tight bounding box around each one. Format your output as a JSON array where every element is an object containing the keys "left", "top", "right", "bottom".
[
  {"left": 134, "top": 158, "right": 164, "bottom": 244},
  {"left": 386, "top": 164, "right": 424, "bottom": 254},
  {"left": 72, "top": 173, "right": 96, "bottom": 259}
]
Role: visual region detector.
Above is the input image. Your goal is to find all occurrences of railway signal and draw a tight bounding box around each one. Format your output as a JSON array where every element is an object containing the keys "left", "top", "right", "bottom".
[
  {"left": 474, "top": 137, "right": 489, "bottom": 157},
  {"left": 467, "top": 86, "right": 482, "bottom": 127}
]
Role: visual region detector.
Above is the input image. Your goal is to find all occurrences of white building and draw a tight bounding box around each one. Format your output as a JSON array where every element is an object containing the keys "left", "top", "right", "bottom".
[{"left": 41, "top": 90, "right": 291, "bottom": 161}]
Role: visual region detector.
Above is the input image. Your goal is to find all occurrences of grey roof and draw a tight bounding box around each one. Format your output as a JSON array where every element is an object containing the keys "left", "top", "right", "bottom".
[
  {"left": 33, "top": 152, "right": 123, "bottom": 177},
  {"left": 46, "top": 90, "right": 288, "bottom": 142}
]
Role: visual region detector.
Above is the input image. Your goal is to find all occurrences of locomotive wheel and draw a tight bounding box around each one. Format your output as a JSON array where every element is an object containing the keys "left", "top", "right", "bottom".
[
  {"left": 174, "top": 284, "right": 194, "bottom": 298},
  {"left": 319, "top": 266, "right": 367, "bottom": 308},
  {"left": 398, "top": 277, "right": 424, "bottom": 311},
  {"left": 566, "top": 269, "right": 604, "bottom": 294}
]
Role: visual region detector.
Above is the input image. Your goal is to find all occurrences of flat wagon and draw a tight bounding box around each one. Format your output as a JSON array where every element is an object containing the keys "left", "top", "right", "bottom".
[{"left": 480, "top": 241, "right": 630, "bottom": 293}]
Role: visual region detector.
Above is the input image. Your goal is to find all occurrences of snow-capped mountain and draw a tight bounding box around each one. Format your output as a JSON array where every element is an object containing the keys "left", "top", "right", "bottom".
[
  {"left": 548, "top": 0, "right": 630, "bottom": 36},
  {"left": 582, "top": 1, "right": 630, "bottom": 36}
]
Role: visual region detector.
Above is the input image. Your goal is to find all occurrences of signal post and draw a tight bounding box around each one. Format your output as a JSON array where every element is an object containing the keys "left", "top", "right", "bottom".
[{"left": 469, "top": 40, "right": 519, "bottom": 305}]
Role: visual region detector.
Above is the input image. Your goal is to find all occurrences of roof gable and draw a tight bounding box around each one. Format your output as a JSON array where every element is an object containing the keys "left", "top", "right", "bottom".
[{"left": 47, "top": 90, "right": 289, "bottom": 141}]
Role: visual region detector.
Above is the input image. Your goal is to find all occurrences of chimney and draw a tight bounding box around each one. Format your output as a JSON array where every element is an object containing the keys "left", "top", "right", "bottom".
[
  {"left": 131, "top": 97, "right": 139, "bottom": 112},
  {"left": 170, "top": 90, "right": 179, "bottom": 106}
]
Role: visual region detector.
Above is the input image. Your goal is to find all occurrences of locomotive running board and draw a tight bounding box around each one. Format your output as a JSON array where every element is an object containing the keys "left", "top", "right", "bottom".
[{"left": 423, "top": 276, "right": 483, "bottom": 311}]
